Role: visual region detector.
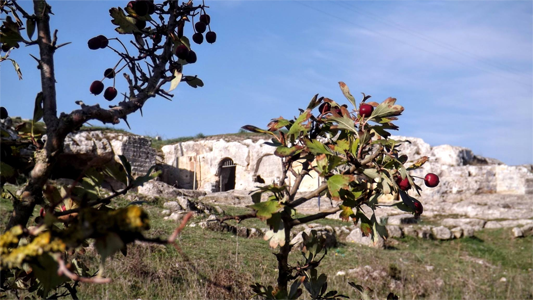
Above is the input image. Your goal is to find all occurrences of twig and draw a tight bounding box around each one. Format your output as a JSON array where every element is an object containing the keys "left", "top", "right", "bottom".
[
  {"left": 57, "top": 255, "right": 111, "bottom": 283},
  {"left": 291, "top": 207, "right": 341, "bottom": 226},
  {"left": 219, "top": 212, "right": 257, "bottom": 223}
]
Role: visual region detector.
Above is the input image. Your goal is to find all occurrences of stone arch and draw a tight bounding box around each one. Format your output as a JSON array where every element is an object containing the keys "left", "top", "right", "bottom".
[{"left": 217, "top": 157, "right": 236, "bottom": 191}]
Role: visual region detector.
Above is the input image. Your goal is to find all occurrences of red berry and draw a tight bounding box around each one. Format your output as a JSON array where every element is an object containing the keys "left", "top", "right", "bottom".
[
  {"left": 39, "top": 207, "right": 45, "bottom": 217},
  {"left": 90, "top": 81, "right": 104, "bottom": 95},
  {"left": 192, "top": 33, "right": 203, "bottom": 45},
  {"left": 175, "top": 45, "right": 189, "bottom": 60},
  {"left": 186, "top": 50, "right": 197, "bottom": 64},
  {"left": 200, "top": 14, "right": 211, "bottom": 25},
  {"left": 195, "top": 22, "right": 207, "bottom": 34},
  {"left": 424, "top": 173, "right": 440, "bottom": 188},
  {"left": 104, "top": 68, "right": 115, "bottom": 79},
  {"left": 104, "top": 87, "right": 118, "bottom": 101},
  {"left": 359, "top": 103, "right": 373, "bottom": 118},
  {"left": 61, "top": 205, "right": 66, "bottom": 211},
  {"left": 413, "top": 200, "right": 423, "bottom": 215},
  {"left": 88, "top": 37, "right": 101, "bottom": 50},
  {"left": 205, "top": 31, "right": 216, "bottom": 44},
  {"left": 133, "top": 1, "right": 150, "bottom": 16},
  {"left": 396, "top": 176, "right": 411, "bottom": 191}
]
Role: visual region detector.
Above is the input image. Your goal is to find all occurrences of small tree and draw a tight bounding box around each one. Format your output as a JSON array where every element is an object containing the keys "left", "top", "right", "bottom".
[
  {"left": 232, "top": 82, "right": 438, "bottom": 299},
  {"left": 0, "top": 0, "right": 216, "bottom": 297}
]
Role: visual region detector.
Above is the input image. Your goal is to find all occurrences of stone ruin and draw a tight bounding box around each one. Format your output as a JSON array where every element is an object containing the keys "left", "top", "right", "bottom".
[{"left": 47, "top": 130, "right": 533, "bottom": 247}]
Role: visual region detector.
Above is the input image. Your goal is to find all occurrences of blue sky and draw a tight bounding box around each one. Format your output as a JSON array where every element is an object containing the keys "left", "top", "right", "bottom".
[{"left": 1, "top": 0, "right": 532, "bottom": 165}]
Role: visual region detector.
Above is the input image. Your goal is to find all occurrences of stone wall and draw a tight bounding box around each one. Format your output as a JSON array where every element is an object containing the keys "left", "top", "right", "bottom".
[
  {"left": 63, "top": 131, "right": 156, "bottom": 176},
  {"left": 162, "top": 135, "right": 533, "bottom": 196}
]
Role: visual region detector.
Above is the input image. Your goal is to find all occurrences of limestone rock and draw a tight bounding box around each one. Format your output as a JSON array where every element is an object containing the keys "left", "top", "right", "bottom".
[
  {"left": 521, "top": 224, "right": 533, "bottom": 236},
  {"left": 512, "top": 227, "right": 524, "bottom": 238},
  {"left": 138, "top": 181, "right": 182, "bottom": 199},
  {"left": 484, "top": 221, "right": 503, "bottom": 229},
  {"left": 386, "top": 225, "right": 403, "bottom": 238},
  {"left": 403, "top": 226, "right": 418, "bottom": 238},
  {"left": 290, "top": 227, "right": 337, "bottom": 250},
  {"left": 345, "top": 228, "right": 384, "bottom": 248},
  {"left": 451, "top": 227, "right": 463, "bottom": 239},
  {"left": 176, "top": 196, "right": 191, "bottom": 211},
  {"left": 163, "top": 201, "right": 181, "bottom": 212},
  {"left": 442, "top": 218, "right": 486, "bottom": 230},
  {"left": 386, "top": 214, "right": 418, "bottom": 225},
  {"left": 417, "top": 226, "right": 432, "bottom": 239},
  {"left": 432, "top": 226, "right": 452, "bottom": 240},
  {"left": 462, "top": 226, "right": 475, "bottom": 238}
]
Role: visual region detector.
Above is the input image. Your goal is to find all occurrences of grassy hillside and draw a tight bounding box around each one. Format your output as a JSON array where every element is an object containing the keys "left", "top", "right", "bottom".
[{"left": 1, "top": 192, "right": 531, "bottom": 299}]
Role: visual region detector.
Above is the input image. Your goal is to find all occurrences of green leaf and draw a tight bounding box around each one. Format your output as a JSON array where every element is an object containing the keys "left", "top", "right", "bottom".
[
  {"left": 249, "top": 200, "right": 282, "bottom": 221},
  {"left": 31, "top": 254, "right": 68, "bottom": 298},
  {"left": 0, "top": 162, "right": 15, "bottom": 179},
  {"left": 339, "top": 205, "right": 354, "bottom": 221},
  {"left": 118, "top": 155, "right": 132, "bottom": 179},
  {"left": 0, "top": 16, "right": 23, "bottom": 49},
  {"left": 267, "top": 117, "right": 291, "bottom": 132},
  {"left": 184, "top": 76, "right": 204, "bottom": 88},
  {"left": 263, "top": 218, "right": 285, "bottom": 248},
  {"left": 306, "top": 94, "right": 320, "bottom": 110},
  {"left": 328, "top": 116, "right": 357, "bottom": 133},
  {"left": 131, "top": 166, "right": 161, "bottom": 188},
  {"left": 8, "top": 58, "right": 22, "bottom": 80},
  {"left": 287, "top": 109, "right": 311, "bottom": 137},
  {"left": 370, "top": 97, "right": 404, "bottom": 121},
  {"left": 304, "top": 139, "right": 332, "bottom": 155},
  {"left": 339, "top": 81, "right": 356, "bottom": 108},
  {"left": 363, "top": 168, "right": 379, "bottom": 179},
  {"left": 26, "top": 18, "right": 35, "bottom": 40},
  {"left": 109, "top": 7, "right": 141, "bottom": 34},
  {"left": 95, "top": 232, "right": 125, "bottom": 263},
  {"left": 327, "top": 174, "right": 354, "bottom": 201},
  {"left": 251, "top": 191, "right": 262, "bottom": 204},
  {"left": 124, "top": 5, "right": 153, "bottom": 21},
  {"left": 407, "top": 156, "right": 429, "bottom": 170},
  {"left": 241, "top": 125, "right": 274, "bottom": 136},
  {"left": 274, "top": 145, "right": 303, "bottom": 157},
  {"left": 371, "top": 214, "right": 388, "bottom": 241}
]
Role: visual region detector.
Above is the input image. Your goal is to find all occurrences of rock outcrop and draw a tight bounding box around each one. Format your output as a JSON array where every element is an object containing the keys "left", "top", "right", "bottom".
[
  {"left": 62, "top": 130, "right": 156, "bottom": 176},
  {"left": 161, "top": 135, "right": 533, "bottom": 197}
]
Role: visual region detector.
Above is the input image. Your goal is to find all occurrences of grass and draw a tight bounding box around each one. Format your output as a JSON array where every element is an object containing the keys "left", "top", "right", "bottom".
[{"left": 1, "top": 194, "right": 532, "bottom": 299}]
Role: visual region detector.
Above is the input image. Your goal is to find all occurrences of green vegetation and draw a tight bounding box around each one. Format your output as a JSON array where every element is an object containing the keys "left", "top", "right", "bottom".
[{"left": 1, "top": 195, "right": 531, "bottom": 299}]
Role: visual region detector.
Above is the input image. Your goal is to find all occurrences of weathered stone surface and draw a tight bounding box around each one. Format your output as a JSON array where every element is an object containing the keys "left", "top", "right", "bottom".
[
  {"left": 484, "top": 221, "right": 503, "bottom": 229},
  {"left": 345, "top": 228, "right": 384, "bottom": 248},
  {"left": 161, "top": 209, "right": 171, "bottom": 216},
  {"left": 442, "top": 218, "right": 486, "bottom": 230},
  {"left": 166, "top": 211, "right": 188, "bottom": 222},
  {"left": 290, "top": 227, "right": 337, "bottom": 250},
  {"left": 403, "top": 226, "right": 418, "bottom": 238},
  {"left": 138, "top": 181, "right": 182, "bottom": 199},
  {"left": 248, "top": 228, "right": 262, "bottom": 238},
  {"left": 163, "top": 201, "right": 181, "bottom": 212},
  {"left": 176, "top": 196, "right": 191, "bottom": 211},
  {"left": 386, "top": 225, "right": 403, "bottom": 238},
  {"left": 512, "top": 227, "right": 524, "bottom": 238},
  {"left": 521, "top": 224, "right": 533, "bottom": 236},
  {"left": 417, "top": 226, "right": 432, "bottom": 239},
  {"left": 451, "top": 227, "right": 463, "bottom": 239},
  {"left": 386, "top": 214, "right": 418, "bottom": 225},
  {"left": 432, "top": 226, "right": 452, "bottom": 240},
  {"left": 462, "top": 227, "right": 475, "bottom": 238}
]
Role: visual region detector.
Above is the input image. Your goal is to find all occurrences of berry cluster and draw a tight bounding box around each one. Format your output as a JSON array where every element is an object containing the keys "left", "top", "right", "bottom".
[{"left": 89, "top": 68, "right": 119, "bottom": 101}]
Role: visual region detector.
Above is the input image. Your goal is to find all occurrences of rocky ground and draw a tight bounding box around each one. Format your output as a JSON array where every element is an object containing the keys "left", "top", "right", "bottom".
[{"left": 137, "top": 181, "right": 533, "bottom": 248}]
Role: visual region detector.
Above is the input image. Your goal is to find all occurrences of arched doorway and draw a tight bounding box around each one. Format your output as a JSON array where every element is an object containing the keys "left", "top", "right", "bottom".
[{"left": 218, "top": 158, "right": 236, "bottom": 191}]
